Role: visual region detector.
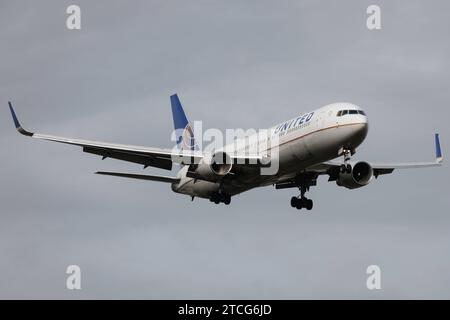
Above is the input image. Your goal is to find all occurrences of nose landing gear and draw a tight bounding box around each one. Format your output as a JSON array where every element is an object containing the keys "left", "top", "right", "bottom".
[
  {"left": 340, "top": 163, "right": 352, "bottom": 174},
  {"left": 340, "top": 148, "right": 354, "bottom": 173}
]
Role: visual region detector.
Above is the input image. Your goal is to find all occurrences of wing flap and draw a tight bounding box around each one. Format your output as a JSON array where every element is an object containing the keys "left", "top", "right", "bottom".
[{"left": 83, "top": 147, "right": 173, "bottom": 170}]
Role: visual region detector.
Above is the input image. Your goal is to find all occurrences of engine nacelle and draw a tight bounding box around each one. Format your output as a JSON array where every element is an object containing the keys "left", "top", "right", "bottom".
[
  {"left": 195, "top": 151, "right": 233, "bottom": 181},
  {"left": 337, "top": 161, "right": 373, "bottom": 189}
]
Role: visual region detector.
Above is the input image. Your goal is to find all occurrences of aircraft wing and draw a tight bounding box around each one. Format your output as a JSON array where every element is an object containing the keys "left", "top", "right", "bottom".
[
  {"left": 274, "top": 134, "right": 442, "bottom": 190},
  {"left": 8, "top": 102, "right": 267, "bottom": 173},
  {"left": 8, "top": 102, "right": 203, "bottom": 171},
  {"left": 309, "top": 133, "right": 443, "bottom": 178}
]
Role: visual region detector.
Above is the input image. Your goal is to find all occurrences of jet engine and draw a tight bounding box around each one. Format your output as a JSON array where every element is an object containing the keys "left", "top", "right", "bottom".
[
  {"left": 194, "top": 151, "right": 233, "bottom": 181},
  {"left": 336, "top": 161, "right": 373, "bottom": 189}
]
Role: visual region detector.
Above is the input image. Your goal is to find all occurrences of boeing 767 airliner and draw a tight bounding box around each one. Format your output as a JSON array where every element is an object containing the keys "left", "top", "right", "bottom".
[{"left": 8, "top": 94, "right": 443, "bottom": 211}]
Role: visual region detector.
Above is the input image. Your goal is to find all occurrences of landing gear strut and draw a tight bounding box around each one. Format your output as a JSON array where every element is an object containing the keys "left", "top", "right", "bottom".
[
  {"left": 291, "top": 176, "right": 314, "bottom": 211},
  {"left": 340, "top": 148, "right": 354, "bottom": 174},
  {"left": 276, "top": 173, "right": 317, "bottom": 211}
]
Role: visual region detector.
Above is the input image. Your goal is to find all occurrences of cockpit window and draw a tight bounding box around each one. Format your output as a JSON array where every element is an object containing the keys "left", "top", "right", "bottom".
[{"left": 337, "top": 109, "right": 366, "bottom": 117}]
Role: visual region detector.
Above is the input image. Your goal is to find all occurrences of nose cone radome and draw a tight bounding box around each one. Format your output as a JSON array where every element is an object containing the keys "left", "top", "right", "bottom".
[{"left": 351, "top": 121, "right": 369, "bottom": 147}]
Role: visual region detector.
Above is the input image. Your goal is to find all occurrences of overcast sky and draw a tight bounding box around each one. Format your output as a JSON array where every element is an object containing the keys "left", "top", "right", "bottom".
[{"left": 0, "top": 0, "right": 449, "bottom": 299}]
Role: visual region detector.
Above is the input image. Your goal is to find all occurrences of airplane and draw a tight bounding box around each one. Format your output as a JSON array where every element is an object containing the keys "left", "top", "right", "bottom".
[{"left": 8, "top": 94, "right": 443, "bottom": 211}]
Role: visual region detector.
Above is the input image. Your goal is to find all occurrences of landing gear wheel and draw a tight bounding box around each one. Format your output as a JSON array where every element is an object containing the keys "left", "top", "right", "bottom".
[
  {"left": 223, "top": 195, "right": 231, "bottom": 205},
  {"left": 290, "top": 197, "right": 298, "bottom": 208},
  {"left": 210, "top": 192, "right": 231, "bottom": 205},
  {"left": 340, "top": 164, "right": 347, "bottom": 173},
  {"left": 306, "top": 199, "right": 313, "bottom": 210},
  {"left": 294, "top": 197, "right": 306, "bottom": 210},
  {"left": 291, "top": 197, "right": 313, "bottom": 211}
]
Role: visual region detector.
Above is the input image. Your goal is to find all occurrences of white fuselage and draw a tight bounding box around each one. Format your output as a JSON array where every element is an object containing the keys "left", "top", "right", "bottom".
[{"left": 172, "top": 102, "right": 369, "bottom": 198}]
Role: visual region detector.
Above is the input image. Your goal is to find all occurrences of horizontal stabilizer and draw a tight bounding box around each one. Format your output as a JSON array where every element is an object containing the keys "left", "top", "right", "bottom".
[{"left": 96, "top": 171, "right": 180, "bottom": 183}]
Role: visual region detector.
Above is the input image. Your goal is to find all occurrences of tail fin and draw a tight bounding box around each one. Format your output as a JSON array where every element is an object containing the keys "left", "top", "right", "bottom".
[{"left": 170, "top": 94, "right": 197, "bottom": 151}]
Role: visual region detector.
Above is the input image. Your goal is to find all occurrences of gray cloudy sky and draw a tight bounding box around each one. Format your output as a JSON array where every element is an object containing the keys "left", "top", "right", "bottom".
[{"left": 0, "top": 0, "right": 449, "bottom": 299}]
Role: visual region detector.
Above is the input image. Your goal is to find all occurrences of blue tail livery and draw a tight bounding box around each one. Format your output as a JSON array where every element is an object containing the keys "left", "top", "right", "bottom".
[{"left": 170, "top": 94, "right": 197, "bottom": 151}]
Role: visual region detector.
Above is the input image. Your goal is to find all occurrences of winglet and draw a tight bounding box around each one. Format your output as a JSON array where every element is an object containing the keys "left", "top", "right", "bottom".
[
  {"left": 8, "top": 102, "right": 34, "bottom": 136},
  {"left": 435, "top": 133, "right": 443, "bottom": 163}
]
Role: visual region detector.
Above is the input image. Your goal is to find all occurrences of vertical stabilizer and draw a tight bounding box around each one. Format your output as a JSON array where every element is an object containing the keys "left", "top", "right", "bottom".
[{"left": 170, "top": 94, "right": 197, "bottom": 151}]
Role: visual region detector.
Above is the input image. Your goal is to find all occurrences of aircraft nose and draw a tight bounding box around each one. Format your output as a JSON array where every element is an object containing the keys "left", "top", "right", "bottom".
[{"left": 353, "top": 121, "right": 369, "bottom": 143}]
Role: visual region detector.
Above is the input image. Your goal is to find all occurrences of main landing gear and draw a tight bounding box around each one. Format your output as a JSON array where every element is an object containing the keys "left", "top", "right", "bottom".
[
  {"left": 290, "top": 174, "right": 315, "bottom": 211},
  {"left": 209, "top": 192, "right": 231, "bottom": 205}
]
